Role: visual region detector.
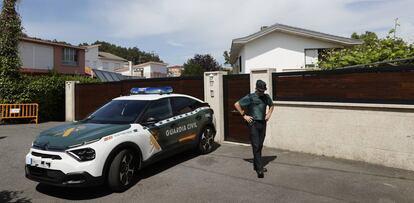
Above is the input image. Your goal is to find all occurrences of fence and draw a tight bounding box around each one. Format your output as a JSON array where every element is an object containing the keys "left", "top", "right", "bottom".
[
  {"left": 272, "top": 65, "right": 414, "bottom": 104},
  {"left": 0, "top": 103, "right": 38, "bottom": 124},
  {"left": 74, "top": 76, "right": 204, "bottom": 120}
]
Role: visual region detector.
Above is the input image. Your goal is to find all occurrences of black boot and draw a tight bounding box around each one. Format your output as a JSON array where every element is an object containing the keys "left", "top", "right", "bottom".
[{"left": 256, "top": 170, "right": 264, "bottom": 178}]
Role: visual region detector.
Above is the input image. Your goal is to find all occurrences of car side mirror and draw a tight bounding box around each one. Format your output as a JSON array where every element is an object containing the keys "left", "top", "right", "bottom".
[{"left": 143, "top": 117, "right": 158, "bottom": 125}]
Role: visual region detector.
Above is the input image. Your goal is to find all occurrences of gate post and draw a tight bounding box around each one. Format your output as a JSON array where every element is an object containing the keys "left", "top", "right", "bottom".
[
  {"left": 65, "top": 81, "right": 79, "bottom": 122},
  {"left": 204, "top": 71, "right": 227, "bottom": 143},
  {"left": 250, "top": 68, "right": 276, "bottom": 98}
]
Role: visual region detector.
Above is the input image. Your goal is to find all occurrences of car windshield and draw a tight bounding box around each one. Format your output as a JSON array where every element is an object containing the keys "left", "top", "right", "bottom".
[{"left": 83, "top": 100, "right": 149, "bottom": 124}]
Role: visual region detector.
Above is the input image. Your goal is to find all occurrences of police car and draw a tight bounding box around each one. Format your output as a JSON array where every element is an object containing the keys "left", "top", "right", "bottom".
[{"left": 25, "top": 87, "right": 216, "bottom": 191}]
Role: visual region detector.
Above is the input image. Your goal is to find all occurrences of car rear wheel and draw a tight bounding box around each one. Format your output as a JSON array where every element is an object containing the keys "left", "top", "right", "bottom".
[
  {"left": 107, "top": 149, "right": 138, "bottom": 192},
  {"left": 198, "top": 126, "right": 215, "bottom": 154}
]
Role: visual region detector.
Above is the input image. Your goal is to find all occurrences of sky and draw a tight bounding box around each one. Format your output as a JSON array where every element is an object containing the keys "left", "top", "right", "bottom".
[{"left": 9, "top": 0, "right": 414, "bottom": 66}]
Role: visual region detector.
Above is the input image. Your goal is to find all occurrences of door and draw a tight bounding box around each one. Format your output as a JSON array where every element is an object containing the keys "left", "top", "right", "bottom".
[
  {"left": 141, "top": 98, "right": 175, "bottom": 149},
  {"left": 170, "top": 97, "right": 200, "bottom": 144},
  {"left": 223, "top": 74, "right": 251, "bottom": 143}
]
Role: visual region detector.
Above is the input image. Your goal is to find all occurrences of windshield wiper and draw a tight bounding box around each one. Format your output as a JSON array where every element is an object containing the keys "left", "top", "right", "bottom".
[{"left": 81, "top": 115, "right": 95, "bottom": 123}]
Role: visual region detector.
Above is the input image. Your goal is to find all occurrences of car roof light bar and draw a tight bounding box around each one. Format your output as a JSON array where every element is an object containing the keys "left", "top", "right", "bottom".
[{"left": 130, "top": 86, "right": 173, "bottom": 95}]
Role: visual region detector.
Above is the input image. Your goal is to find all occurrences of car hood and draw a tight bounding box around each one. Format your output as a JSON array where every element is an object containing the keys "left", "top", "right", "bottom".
[{"left": 33, "top": 122, "right": 130, "bottom": 151}]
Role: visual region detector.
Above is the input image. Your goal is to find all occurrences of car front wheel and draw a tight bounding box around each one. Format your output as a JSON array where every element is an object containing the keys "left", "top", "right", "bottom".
[
  {"left": 198, "top": 126, "right": 215, "bottom": 154},
  {"left": 107, "top": 149, "right": 138, "bottom": 192}
]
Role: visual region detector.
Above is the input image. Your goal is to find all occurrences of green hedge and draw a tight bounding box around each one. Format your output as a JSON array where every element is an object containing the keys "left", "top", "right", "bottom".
[{"left": 0, "top": 74, "right": 99, "bottom": 122}]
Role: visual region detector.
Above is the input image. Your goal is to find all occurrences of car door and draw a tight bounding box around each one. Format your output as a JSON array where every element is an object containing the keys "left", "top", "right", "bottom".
[
  {"left": 170, "top": 97, "right": 201, "bottom": 145},
  {"left": 141, "top": 98, "right": 175, "bottom": 150}
]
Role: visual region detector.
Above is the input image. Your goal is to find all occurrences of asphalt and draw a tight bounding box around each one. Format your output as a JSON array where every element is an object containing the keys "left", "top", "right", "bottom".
[{"left": 1, "top": 122, "right": 414, "bottom": 203}]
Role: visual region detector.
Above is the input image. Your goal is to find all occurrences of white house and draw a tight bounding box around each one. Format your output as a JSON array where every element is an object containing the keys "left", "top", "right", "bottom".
[
  {"left": 133, "top": 62, "right": 168, "bottom": 78},
  {"left": 84, "top": 44, "right": 130, "bottom": 73},
  {"left": 115, "top": 61, "right": 168, "bottom": 78},
  {"left": 229, "top": 24, "right": 363, "bottom": 73}
]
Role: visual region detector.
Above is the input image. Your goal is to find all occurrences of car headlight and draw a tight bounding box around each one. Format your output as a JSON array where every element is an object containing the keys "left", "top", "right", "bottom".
[{"left": 67, "top": 148, "right": 96, "bottom": 161}]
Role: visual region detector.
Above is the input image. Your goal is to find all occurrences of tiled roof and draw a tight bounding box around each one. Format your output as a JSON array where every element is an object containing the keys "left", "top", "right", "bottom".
[{"left": 20, "top": 37, "right": 85, "bottom": 49}]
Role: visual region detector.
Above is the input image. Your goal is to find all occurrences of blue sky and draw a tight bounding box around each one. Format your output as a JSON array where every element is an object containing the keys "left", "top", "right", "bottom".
[{"left": 9, "top": 0, "right": 414, "bottom": 66}]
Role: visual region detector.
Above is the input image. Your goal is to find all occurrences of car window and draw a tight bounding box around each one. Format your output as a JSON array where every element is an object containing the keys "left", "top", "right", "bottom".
[
  {"left": 171, "top": 97, "right": 194, "bottom": 115},
  {"left": 85, "top": 100, "right": 149, "bottom": 124},
  {"left": 143, "top": 98, "right": 173, "bottom": 121}
]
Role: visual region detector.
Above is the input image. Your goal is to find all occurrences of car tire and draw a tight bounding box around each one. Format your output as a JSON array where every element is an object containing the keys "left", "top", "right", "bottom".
[
  {"left": 198, "top": 126, "right": 215, "bottom": 154},
  {"left": 107, "top": 149, "right": 138, "bottom": 192}
]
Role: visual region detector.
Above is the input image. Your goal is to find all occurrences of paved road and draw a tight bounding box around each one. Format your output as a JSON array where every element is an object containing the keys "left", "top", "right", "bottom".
[{"left": 1, "top": 122, "right": 414, "bottom": 202}]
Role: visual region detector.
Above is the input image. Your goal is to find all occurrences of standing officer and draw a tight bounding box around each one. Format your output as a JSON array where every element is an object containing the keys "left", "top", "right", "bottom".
[{"left": 234, "top": 80, "right": 274, "bottom": 178}]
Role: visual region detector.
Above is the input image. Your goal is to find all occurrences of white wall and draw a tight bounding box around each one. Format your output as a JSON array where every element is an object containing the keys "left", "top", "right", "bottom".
[
  {"left": 142, "top": 64, "right": 167, "bottom": 78},
  {"left": 18, "top": 41, "right": 53, "bottom": 70},
  {"left": 150, "top": 64, "right": 167, "bottom": 74},
  {"left": 85, "top": 46, "right": 99, "bottom": 69},
  {"left": 265, "top": 101, "right": 414, "bottom": 171},
  {"left": 242, "top": 32, "right": 342, "bottom": 73},
  {"left": 99, "top": 59, "right": 125, "bottom": 72},
  {"left": 85, "top": 47, "right": 126, "bottom": 72}
]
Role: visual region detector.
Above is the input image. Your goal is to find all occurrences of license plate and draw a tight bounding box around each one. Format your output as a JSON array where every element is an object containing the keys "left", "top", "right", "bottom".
[{"left": 29, "top": 157, "right": 50, "bottom": 168}]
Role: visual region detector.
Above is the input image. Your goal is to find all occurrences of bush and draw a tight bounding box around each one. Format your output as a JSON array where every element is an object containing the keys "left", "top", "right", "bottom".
[{"left": 0, "top": 74, "right": 99, "bottom": 122}]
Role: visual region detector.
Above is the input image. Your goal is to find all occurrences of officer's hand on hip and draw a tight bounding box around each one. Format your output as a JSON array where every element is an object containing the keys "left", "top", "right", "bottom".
[
  {"left": 243, "top": 115, "right": 254, "bottom": 123},
  {"left": 265, "top": 113, "right": 271, "bottom": 121}
]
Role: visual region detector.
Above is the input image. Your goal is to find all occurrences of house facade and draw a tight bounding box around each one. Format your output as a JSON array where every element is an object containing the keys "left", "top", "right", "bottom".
[
  {"left": 167, "top": 65, "right": 184, "bottom": 77},
  {"left": 131, "top": 62, "right": 168, "bottom": 78},
  {"left": 18, "top": 37, "right": 85, "bottom": 75},
  {"left": 84, "top": 44, "right": 129, "bottom": 73},
  {"left": 230, "top": 24, "right": 363, "bottom": 73}
]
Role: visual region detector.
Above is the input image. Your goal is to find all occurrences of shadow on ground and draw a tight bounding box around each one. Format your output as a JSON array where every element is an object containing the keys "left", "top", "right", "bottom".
[
  {"left": 243, "top": 155, "right": 278, "bottom": 168},
  {"left": 35, "top": 143, "right": 221, "bottom": 200},
  {"left": 0, "top": 190, "right": 32, "bottom": 203}
]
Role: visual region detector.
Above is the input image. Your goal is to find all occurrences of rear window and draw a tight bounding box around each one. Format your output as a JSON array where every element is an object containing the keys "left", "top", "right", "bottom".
[{"left": 171, "top": 97, "right": 206, "bottom": 115}]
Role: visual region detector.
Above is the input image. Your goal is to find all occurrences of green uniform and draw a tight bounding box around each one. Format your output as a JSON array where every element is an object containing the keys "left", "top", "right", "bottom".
[
  {"left": 238, "top": 92, "right": 273, "bottom": 174},
  {"left": 238, "top": 93, "right": 273, "bottom": 120}
]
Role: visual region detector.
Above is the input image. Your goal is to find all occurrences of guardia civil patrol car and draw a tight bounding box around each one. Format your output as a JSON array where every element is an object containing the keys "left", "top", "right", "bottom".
[{"left": 25, "top": 87, "right": 216, "bottom": 191}]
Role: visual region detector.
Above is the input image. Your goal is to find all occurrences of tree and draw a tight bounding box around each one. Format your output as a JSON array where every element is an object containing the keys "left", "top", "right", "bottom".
[
  {"left": 0, "top": 0, "right": 22, "bottom": 78},
  {"left": 223, "top": 50, "right": 230, "bottom": 65},
  {"left": 81, "top": 41, "right": 163, "bottom": 65},
  {"left": 182, "top": 54, "right": 221, "bottom": 76},
  {"left": 319, "top": 30, "right": 414, "bottom": 69},
  {"left": 0, "top": 0, "right": 23, "bottom": 102}
]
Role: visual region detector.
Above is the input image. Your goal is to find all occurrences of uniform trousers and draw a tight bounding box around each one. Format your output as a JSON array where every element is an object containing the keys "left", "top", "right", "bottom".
[{"left": 249, "top": 120, "right": 266, "bottom": 171}]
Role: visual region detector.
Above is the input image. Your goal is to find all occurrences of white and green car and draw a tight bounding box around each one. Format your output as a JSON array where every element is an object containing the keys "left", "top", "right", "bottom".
[{"left": 25, "top": 87, "right": 216, "bottom": 191}]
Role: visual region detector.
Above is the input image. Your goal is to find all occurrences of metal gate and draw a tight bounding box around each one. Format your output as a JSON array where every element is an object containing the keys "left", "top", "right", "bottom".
[
  {"left": 75, "top": 77, "right": 204, "bottom": 120},
  {"left": 223, "top": 74, "right": 250, "bottom": 143}
]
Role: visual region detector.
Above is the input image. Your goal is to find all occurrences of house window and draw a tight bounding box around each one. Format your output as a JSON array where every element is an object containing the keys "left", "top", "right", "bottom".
[
  {"left": 305, "top": 49, "right": 318, "bottom": 67},
  {"left": 62, "top": 48, "right": 78, "bottom": 66}
]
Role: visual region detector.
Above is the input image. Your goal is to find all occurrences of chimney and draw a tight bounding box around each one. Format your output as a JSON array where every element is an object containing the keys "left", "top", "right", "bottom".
[{"left": 260, "top": 26, "right": 268, "bottom": 30}]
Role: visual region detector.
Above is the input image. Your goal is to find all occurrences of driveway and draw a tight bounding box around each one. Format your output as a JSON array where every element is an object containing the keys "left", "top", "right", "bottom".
[{"left": 1, "top": 122, "right": 414, "bottom": 202}]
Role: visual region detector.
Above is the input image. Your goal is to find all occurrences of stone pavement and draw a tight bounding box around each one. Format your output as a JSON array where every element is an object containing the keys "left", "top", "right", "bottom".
[{"left": 1, "top": 122, "right": 414, "bottom": 202}]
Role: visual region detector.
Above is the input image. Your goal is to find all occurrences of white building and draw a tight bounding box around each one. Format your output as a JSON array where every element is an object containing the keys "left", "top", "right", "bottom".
[
  {"left": 123, "top": 61, "right": 168, "bottom": 78},
  {"left": 229, "top": 24, "right": 363, "bottom": 73},
  {"left": 84, "top": 44, "right": 130, "bottom": 73}
]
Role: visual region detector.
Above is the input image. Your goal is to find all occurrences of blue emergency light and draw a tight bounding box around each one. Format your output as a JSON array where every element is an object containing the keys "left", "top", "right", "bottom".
[{"left": 130, "top": 86, "right": 173, "bottom": 95}]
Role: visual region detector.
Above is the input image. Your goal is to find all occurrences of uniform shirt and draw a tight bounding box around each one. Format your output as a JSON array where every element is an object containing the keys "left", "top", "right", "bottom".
[{"left": 238, "top": 93, "right": 273, "bottom": 121}]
